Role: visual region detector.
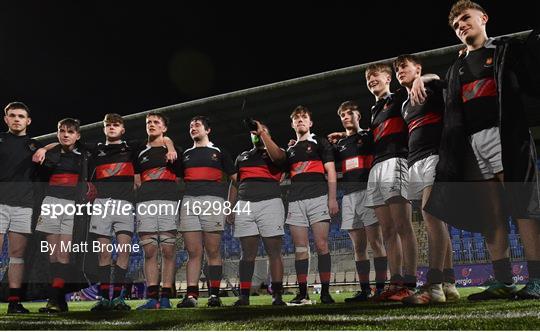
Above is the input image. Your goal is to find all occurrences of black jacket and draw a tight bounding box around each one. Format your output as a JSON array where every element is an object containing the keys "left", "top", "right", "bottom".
[{"left": 425, "top": 30, "right": 540, "bottom": 232}]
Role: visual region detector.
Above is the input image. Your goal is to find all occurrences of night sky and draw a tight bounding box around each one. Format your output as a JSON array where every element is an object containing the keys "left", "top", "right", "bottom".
[{"left": 1, "top": 1, "right": 537, "bottom": 137}]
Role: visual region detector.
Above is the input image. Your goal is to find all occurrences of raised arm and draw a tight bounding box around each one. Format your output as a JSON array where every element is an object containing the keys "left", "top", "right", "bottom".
[
  {"left": 162, "top": 136, "right": 177, "bottom": 162},
  {"left": 410, "top": 73, "right": 441, "bottom": 106},
  {"left": 32, "top": 142, "right": 59, "bottom": 164}
]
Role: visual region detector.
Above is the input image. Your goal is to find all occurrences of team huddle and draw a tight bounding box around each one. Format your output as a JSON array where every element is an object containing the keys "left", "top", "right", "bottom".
[{"left": 1, "top": 0, "right": 539, "bottom": 314}]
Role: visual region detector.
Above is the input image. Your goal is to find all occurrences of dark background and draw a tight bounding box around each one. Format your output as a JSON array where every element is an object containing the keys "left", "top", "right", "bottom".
[{"left": 1, "top": 1, "right": 537, "bottom": 138}]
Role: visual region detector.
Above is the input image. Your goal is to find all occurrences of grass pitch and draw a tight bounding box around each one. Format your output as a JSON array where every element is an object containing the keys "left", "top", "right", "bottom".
[{"left": 0, "top": 288, "right": 539, "bottom": 330}]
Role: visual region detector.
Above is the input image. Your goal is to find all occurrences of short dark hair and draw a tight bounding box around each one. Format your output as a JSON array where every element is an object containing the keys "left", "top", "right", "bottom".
[
  {"left": 190, "top": 115, "right": 210, "bottom": 130},
  {"left": 290, "top": 105, "right": 313, "bottom": 120},
  {"left": 146, "top": 112, "right": 169, "bottom": 127},
  {"left": 4, "top": 101, "right": 31, "bottom": 117},
  {"left": 58, "top": 118, "right": 81, "bottom": 132},
  {"left": 448, "top": 0, "right": 487, "bottom": 27},
  {"left": 103, "top": 113, "right": 124, "bottom": 125},
  {"left": 365, "top": 63, "right": 393, "bottom": 80},
  {"left": 337, "top": 101, "right": 360, "bottom": 115},
  {"left": 393, "top": 54, "right": 422, "bottom": 72}
]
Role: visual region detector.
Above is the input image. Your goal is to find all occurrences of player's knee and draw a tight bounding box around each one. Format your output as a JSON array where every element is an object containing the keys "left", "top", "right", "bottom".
[
  {"left": 240, "top": 249, "right": 257, "bottom": 262},
  {"left": 380, "top": 223, "right": 397, "bottom": 238},
  {"left": 99, "top": 250, "right": 112, "bottom": 261},
  {"left": 395, "top": 222, "right": 413, "bottom": 236},
  {"left": 161, "top": 247, "right": 176, "bottom": 260},
  {"left": 265, "top": 246, "right": 282, "bottom": 259},
  {"left": 314, "top": 239, "right": 328, "bottom": 254},
  {"left": 8, "top": 247, "right": 25, "bottom": 258},
  {"left": 205, "top": 246, "right": 221, "bottom": 260},
  {"left": 58, "top": 252, "right": 70, "bottom": 264},
  {"left": 369, "top": 240, "right": 385, "bottom": 256},
  {"left": 186, "top": 243, "right": 203, "bottom": 258}
]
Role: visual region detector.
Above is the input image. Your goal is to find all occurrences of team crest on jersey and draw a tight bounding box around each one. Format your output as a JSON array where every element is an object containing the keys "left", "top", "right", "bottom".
[
  {"left": 262, "top": 152, "right": 268, "bottom": 158},
  {"left": 357, "top": 139, "right": 364, "bottom": 147},
  {"left": 28, "top": 143, "right": 37, "bottom": 152},
  {"left": 211, "top": 153, "right": 219, "bottom": 161},
  {"left": 383, "top": 102, "right": 393, "bottom": 111},
  {"left": 183, "top": 155, "right": 190, "bottom": 162},
  {"left": 485, "top": 57, "right": 493, "bottom": 66},
  {"left": 97, "top": 150, "right": 106, "bottom": 157},
  {"left": 140, "top": 156, "right": 149, "bottom": 164},
  {"left": 288, "top": 150, "right": 295, "bottom": 158},
  {"left": 306, "top": 145, "right": 313, "bottom": 153},
  {"left": 338, "top": 144, "right": 346, "bottom": 152}
]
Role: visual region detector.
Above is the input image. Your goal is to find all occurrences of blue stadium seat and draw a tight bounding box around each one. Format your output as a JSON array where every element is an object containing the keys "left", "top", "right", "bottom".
[
  {"left": 450, "top": 227, "right": 461, "bottom": 237},
  {"left": 451, "top": 238, "right": 462, "bottom": 262},
  {"left": 473, "top": 237, "right": 486, "bottom": 260}
]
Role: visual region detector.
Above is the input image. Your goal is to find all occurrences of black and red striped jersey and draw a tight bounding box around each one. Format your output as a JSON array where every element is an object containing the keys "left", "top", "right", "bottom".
[
  {"left": 235, "top": 147, "right": 285, "bottom": 202},
  {"left": 182, "top": 142, "right": 236, "bottom": 199},
  {"left": 286, "top": 134, "right": 334, "bottom": 202},
  {"left": 91, "top": 141, "right": 141, "bottom": 201},
  {"left": 135, "top": 145, "right": 183, "bottom": 202},
  {"left": 43, "top": 146, "right": 83, "bottom": 200},
  {"left": 402, "top": 80, "right": 444, "bottom": 166},
  {"left": 370, "top": 91, "right": 408, "bottom": 165},
  {"left": 334, "top": 130, "right": 373, "bottom": 194},
  {"left": 459, "top": 46, "right": 498, "bottom": 134}
]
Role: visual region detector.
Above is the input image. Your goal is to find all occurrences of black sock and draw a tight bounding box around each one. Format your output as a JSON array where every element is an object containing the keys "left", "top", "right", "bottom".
[
  {"left": 295, "top": 259, "right": 309, "bottom": 296},
  {"left": 239, "top": 260, "right": 255, "bottom": 297},
  {"left": 493, "top": 258, "right": 513, "bottom": 285},
  {"left": 443, "top": 268, "right": 456, "bottom": 284},
  {"left": 52, "top": 263, "right": 69, "bottom": 303},
  {"left": 390, "top": 274, "right": 403, "bottom": 286},
  {"left": 112, "top": 265, "right": 127, "bottom": 299},
  {"left": 160, "top": 287, "right": 172, "bottom": 299},
  {"left": 207, "top": 265, "right": 223, "bottom": 296},
  {"left": 98, "top": 265, "right": 111, "bottom": 300},
  {"left": 146, "top": 285, "right": 159, "bottom": 300},
  {"left": 355, "top": 260, "right": 371, "bottom": 292},
  {"left": 271, "top": 282, "right": 283, "bottom": 296},
  {"left": 374, "top": 257, "right": 388, "bottom": 290},
  {"left": 426, "top": 269, "right": 443, "bottom": 285},
  {"left": 8, "top": 288, "right": 22, "bottom": 303},
  {"left": 186, "top": 285, "right": 199, "bottom": 299},
  {"left": 403, "top": 274, "right": 417, "bottom": 289},
  {"left": 318, "top": 253, "right": 331, "bottom": 295},
  {"left": 527, "top": 260, "right": 540, "bottom": 280}
]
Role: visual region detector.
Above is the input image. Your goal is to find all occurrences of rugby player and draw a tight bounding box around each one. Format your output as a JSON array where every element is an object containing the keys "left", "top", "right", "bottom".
[
  {"left": 227, "top": 120, "right": 287, "bottom": 306},
  {"left": 177, "top": 116, "right": 236, "bottom": 308},
  {"left": 0, "top": 102, "right": 41, "bottom": 313}
]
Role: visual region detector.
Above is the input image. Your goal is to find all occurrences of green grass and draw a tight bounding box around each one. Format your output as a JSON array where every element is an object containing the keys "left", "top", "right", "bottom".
[{"left": 0, "top": 288, "right": 539, "bottom": 330}]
